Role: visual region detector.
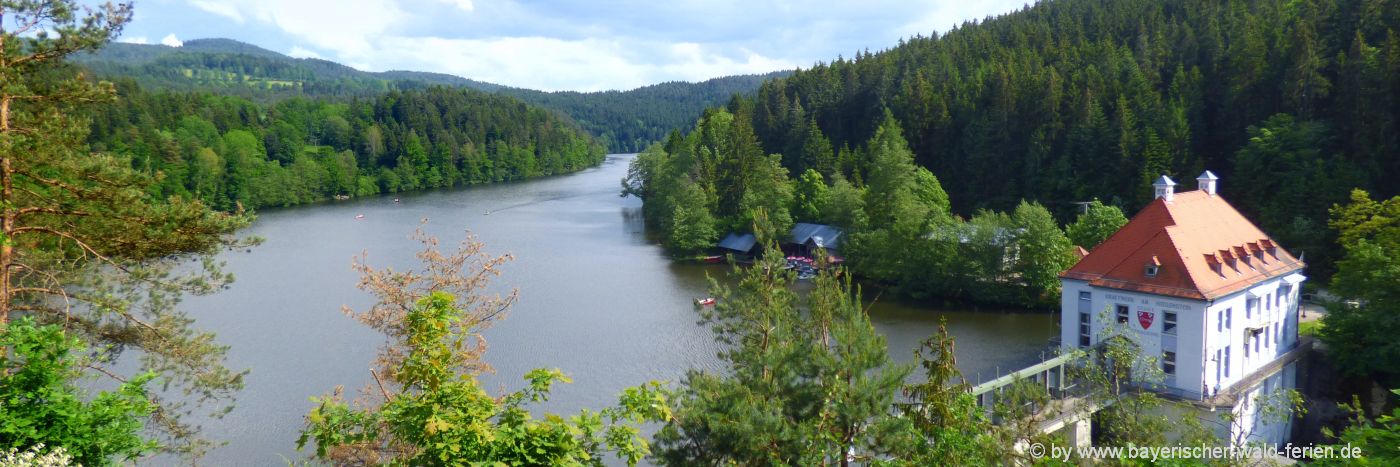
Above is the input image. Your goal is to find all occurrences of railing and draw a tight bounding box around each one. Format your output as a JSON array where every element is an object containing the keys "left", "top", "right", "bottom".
[{"left": 970, "top": 351, "right": 1086, "bottom": 423}]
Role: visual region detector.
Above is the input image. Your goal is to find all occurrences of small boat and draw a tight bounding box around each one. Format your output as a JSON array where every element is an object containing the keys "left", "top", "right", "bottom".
[
  {"left": 695, "top": 297, "right": 716, "bottom": 306},
  {"left": 355, "top": 214, "right": 365, "bottom": 219},
  {"left": 394, "top": 198, "right": 401, "bottom": 203},
  {"left": 702, "top": 255, "right": 724, "bottom": 263}
]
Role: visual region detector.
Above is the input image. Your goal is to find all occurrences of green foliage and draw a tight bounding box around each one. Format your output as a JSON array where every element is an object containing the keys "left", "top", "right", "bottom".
[
  {"left": 1011, "top": 201, "right": 1078, "bottom": 306},
  {"left": 631, "top": 108, "right": 1078, "bottom": 307},
  {"left": 730, "top": 0, "right": 1400, "bottom": 278},
  {"left": 666, "top": 181, "right": 718, "bottom": 256},
  {"left": 654, "top": 240, "right": 911, "bottom": 464},
  {"left": 1, "top": 1, "right": 253, "bottom": 457},
  {"left": 1230, "top": 114, "right": 1363, "bottom": 276},
  {"left": 895, "top": 320, "right": 1004, "bottom": 464},
  {"left": 0, "top": 319, "right": 158, "bottom": 466},
  {"left": 737, "top": 154, "right": 794, "bottom": 240},
  {"left": 622, "top": 110, "right": 799, "bottom": 255},
  {"left": 792, "top": 169, "right": 828, "bottom": 222},
  {"left": 88, "top": 85, "right": 606, "bottom": 210},
  {"left": 1315, "top": 390, "right": 1400, "bottom": 465},
  {"left": 75, "top": 40, "right": 783, "bottom": 153},
  {"left": 0, "top": 444, "right": 74, "bottom": 467},
  {"left": 819, "top": 175, "right": 867, "bottom": 231},
  {"left": 1320, "top": 190, "right": 1400, "bottom": 381},
  {"left": 1073, "top": 315, "right": 1216, "bottom": 457},
  {"left": 1066, "top": 200, "right": 1129, "bottom": 250},
  {"left": 299, "top": 233, "right": 668, "bottom": 465}
]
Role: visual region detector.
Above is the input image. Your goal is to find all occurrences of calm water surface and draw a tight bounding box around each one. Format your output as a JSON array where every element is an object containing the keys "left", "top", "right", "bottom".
[{"left": 175, "top": 154, "right": 1057, "bottom": 464}]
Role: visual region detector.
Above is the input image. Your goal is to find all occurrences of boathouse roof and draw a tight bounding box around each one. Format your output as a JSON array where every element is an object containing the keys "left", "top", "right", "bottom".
[
  {"left": 790, "top": 223, "right": 843, "bottom": 250},
  {"left": 717, "top": 232, "right": 757, "bottom": 253}
]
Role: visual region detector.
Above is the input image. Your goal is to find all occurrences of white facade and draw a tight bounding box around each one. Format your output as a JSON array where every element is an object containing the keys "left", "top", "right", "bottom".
[{"left": 1060, "top": 271, "right": 1304, "bottom": 445}]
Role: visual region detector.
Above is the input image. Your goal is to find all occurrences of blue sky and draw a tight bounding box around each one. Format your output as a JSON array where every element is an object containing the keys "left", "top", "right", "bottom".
[{"left": 116, "top": 0, "right": 1030, "bottom": 92}]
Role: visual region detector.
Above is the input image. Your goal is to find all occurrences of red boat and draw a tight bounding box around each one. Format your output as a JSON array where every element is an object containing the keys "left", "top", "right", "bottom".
[
  {"left": 695, "top": 297, "right": 716, "bottom": 306},
  {"left": 702, "top": 255, "right": 724, "bottom": 263}
]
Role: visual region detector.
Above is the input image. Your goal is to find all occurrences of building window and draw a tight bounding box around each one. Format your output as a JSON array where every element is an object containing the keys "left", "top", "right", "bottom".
[
  {"left": 1164, "top": 311, "right": 1177, "bottom": 335},
  {"left": 1264, "top": 326, "right": 1270, "bottom": 348},
  {"left": 1246, "top": 337, "right": 1251, "bottom": 357},
  {"left": 1145, "top": 264, "right": 1159, "bottom": 278},
  {"left": 1116, "top": 304, "right": 1129, "bottom": 324},
  {"left": 1215, "top": 349, "right": 1222, "bottom": 382},
  {"left": 1224, "top": 345, "right": 1231, "bottom": 378},
  {"left": 1247, "top": 298, "right": 1255, "bottom": 318},
  {"left": 1217, "top": 310, "right": 1223, "bottom": 332},
  {"left": 1226, "top": 308, "right": 1232, "bottom": 329},
  {"left": 1078, "top": 291, "right": 1091, "bottom": 314},
  {"left": 1255, "top": 332, "right": 1261, "bottom": 354},
  {"left": 1078, "top": 312, "right": 1091, "bottom": 348},
  {"left": 1163, "top": 351, "right": 1176, "bottom": 375},
  {"left": 1274, "top": 322, "right": 1280, "bottom": 345}
]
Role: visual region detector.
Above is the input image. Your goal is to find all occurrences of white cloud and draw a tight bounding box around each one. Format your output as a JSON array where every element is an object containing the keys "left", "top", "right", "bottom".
[
  {"left": 161, "top": 33, "right": 183, "bottom": 47},
  {"left": 119, "top": 35, "right": 148, "bottom": 44},
  {"left": 182, "top": 0, "right": 406, "bottom": 65},
  {"left": 287, "top": 46, "right": 324, "bottom": 59},
  {"left": 189, "top": 0, "right": 246, "bottom": 23},
  {"left": 438, "top": 0, "right": 473, "bottom": 12},
  {"left": 169, "top": 0, "right": 1028, "bottom": 91},
  {"left": 378, "top": 36, "right": 797, "bottom": 92}
]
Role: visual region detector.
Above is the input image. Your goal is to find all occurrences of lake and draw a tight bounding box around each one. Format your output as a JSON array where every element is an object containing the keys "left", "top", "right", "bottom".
[{"left": 173, "top": 153, "right": 1057, "bottom": 464}]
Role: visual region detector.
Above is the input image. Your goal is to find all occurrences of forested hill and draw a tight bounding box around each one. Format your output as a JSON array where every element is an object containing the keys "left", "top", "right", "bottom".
[
  {"left": 496, "top": 72, "right": 788, "bottom": 152},
  {"left": 75, "top": 39, "right": 504, "bottom": 98},
  {"left": 86, "top": 83, "right": 605, "bottom": 211},
  {"left": 728, "top": 0, "right": 1400, "bottom": 276},
  {"left": 75, "top": 39, "right": 786, "bottom": 152}
]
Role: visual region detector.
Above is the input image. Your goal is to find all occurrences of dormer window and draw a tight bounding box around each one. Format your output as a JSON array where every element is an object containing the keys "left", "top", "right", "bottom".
[
  {"left": 1248, "top": 242, "right": 1265, "bottom": 263},
  {"left": 1145, "top": 256, "right": 1161, "bottom": 278},
  {"left": 1205, "top": 253, "right": 1223, "bottom": 276}
]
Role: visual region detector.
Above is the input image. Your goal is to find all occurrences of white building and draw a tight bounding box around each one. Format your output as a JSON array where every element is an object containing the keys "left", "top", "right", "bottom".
[{"left": 1059, "top": 172, "right": 1307, "bottom": 446}]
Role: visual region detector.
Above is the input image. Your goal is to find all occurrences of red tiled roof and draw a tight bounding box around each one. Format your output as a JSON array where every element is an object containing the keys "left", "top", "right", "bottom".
[{"left": 1062, "top": 190, "right": 1304, "bottom": 300}]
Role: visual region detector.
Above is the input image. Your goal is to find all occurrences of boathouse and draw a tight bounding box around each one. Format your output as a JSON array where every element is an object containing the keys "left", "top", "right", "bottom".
[
  {"left": 1059, "top": 171, "right": 1307, "bottom": 445},
  {"left": 717, "top": 232, "right": 758, "bottom": 256},
  {"left": 788, "top": 223, "right": 843, "bottom": 256}
]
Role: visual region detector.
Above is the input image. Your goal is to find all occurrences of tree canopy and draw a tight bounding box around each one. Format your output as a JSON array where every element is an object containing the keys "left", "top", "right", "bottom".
[{"left": 0, "top": 0, "right": 252, "bottom": 457}]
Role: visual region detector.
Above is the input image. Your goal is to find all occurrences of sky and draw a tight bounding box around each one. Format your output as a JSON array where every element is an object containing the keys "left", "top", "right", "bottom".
[{"left": 114, "top": 0, "right": 1030, "bottom": 92}]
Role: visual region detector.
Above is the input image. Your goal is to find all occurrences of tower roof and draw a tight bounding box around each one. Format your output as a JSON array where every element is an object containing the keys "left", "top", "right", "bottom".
[{"left": 1062, "top": 190, "right": 1303, "bottom": 300}]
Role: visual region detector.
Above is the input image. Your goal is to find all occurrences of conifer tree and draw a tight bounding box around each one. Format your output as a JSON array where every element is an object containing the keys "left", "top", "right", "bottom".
[{"left": 0, "top": 1, "right": 251, "bottom": 457}]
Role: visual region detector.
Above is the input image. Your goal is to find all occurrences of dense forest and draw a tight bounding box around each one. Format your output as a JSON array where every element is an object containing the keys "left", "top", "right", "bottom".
[
  {"left": 7, "top": 0, "right": 1400, "bottom": 465},
  {"left": 626, "top": 110, "right": 1084, "bottom": 307},
  {"left": 716, "top": 0, "right": 1400, "bottom": 278},
  {"left": 498, "top": 72, "right": 788, "bottom": 152},
  {"left": 75, "top": 39, "right": 784, "bottom": 152},
  {"left": 85, "top": 82, "right": 605, "bottom": 210}
]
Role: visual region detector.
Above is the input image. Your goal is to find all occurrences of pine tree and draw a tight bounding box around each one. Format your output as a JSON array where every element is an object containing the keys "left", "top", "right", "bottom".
[{"left": 0, "top": 1, "right": 251, "bottom": 457}]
